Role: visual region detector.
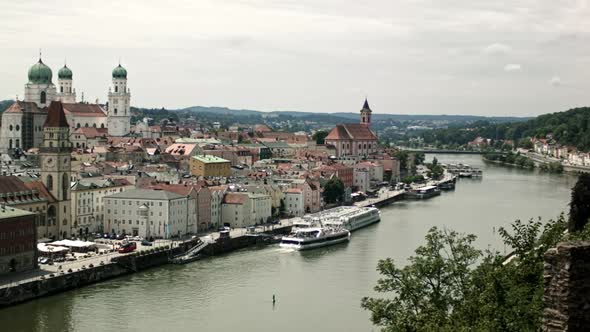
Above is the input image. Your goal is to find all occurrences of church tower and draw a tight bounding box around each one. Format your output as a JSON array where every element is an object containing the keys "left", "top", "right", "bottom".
[
  {"left": 24, "top": 57, "right": 57, "bottom": 108},
  {"left": 360, "top": 98, "right": 372, "bottom": 127},
  {"left": 56, "top": 64, "right": 76, "bottom": 103},
  {"left": 40, "top": 101, "right": 72, "bottom": 239},
  {"left": 107, "top": 64, "right": 131, "bottom": 136}
]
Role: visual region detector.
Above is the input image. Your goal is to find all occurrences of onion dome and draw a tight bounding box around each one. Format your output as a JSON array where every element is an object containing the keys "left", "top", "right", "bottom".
[
  {"left": 28, "top": 59, "right": 53, "bottom": 84},
  {"left": 112, "top": 64, "right": 127, "bottom": 79},
  {"left": 58, "top": 65, "right": 73, "bottom": 79}
]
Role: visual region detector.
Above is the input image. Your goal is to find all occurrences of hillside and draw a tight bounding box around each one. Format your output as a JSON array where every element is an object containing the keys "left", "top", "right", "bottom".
[{"left": 412, "top": 106, "right": 590, "bottom": 151}]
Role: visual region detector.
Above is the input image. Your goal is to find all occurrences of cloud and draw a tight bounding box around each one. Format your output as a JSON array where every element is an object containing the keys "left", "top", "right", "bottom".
[
  {"left": 549, "top": 76, "right": 562, "bottom": 86},
  {"left": 482, "top": 43, "right": 512, "bottom": 56},
  {"left": 503, "top": 64, "right": 521, "bottom": 72}
]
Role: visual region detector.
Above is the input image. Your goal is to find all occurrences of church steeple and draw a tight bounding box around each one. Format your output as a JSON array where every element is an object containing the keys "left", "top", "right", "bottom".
[
  {"left": 360, "top": 98, "right": 372, "bottom": 127},
  {"left": 39, "top": 101, "right": 72, "bottom": 239}
]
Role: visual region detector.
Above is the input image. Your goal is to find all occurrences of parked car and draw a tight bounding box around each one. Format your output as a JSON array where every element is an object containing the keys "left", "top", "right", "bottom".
[
  {"left": 38, "top": 257, "right": 49, "bottom": 264},
  {"left": 118, "top": 241, "right": 137, "bottom": 253},
  {"left": 132, "top": 236, "right": 143, "bottom": 241},
  {"left": 141, "top": 239, "right": 153, "bottom": 246},
  {"left": 116, "top": 234, "right": 126, "bottom": 240}
]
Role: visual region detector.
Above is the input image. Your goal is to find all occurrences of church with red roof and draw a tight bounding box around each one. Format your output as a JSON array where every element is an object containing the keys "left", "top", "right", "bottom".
[{"left": 324, "top": 99, "right": 378, "bottom": 157}]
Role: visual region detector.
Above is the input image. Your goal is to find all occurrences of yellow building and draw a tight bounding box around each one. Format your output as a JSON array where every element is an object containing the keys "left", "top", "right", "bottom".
[{"left": 190, "top": 155, "right": 231, "bottom": 177}]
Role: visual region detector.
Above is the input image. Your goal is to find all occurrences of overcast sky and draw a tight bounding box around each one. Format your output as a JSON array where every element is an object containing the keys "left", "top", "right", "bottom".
[{"left": 1, "top": 0, "right": 589, "bottom": 116}]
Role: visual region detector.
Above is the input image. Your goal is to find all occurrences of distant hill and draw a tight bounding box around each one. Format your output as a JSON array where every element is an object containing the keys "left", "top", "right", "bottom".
[{"left": 176, "top": 105, "right": 529, "bottom": 124}]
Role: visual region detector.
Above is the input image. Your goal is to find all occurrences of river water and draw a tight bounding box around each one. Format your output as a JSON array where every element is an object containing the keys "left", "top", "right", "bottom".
[{"left": 1, "top": 154, "right": 577, "bottom": 332}]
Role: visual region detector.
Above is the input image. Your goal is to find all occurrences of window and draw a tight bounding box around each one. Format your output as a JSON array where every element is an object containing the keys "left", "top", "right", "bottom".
[
  {"left": 8, "top": 139, "right": 12, "bottom": 149},
  {"left": 40, "top": 91, "right": 46, "bottom": 104},
  {"left": 101, "top": 123, "right": 105, "bottom": 129},
  {"left": 77, "top": 123, "right": 81, "bottom": 128},
  {"left": 46, "top": 174, "right": 53, "bottom": 190},
  {"left": 9, "top": 125, "right": 12, "bottom": 131},
  {"left": 85, "top": 123, "right": 89, "bottom": 127},
  {"left": 114, "top": 108, "right": 118, "bottom": 115},
  {"left": 60, "top": 86, "right": 63, "bottom": 93},
  {"left": 115, "top": 86, "right": 118, "bottom": 93},
  {"left": 15, "top": 125, "right": 19, "bottom": 131}
]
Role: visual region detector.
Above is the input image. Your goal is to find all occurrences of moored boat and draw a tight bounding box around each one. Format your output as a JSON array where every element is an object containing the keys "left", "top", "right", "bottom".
[
  {"left": 279, "top": 227, "right": 350, "bottom": 250},
  {"left": 405, "top": 185, "right": 441, "bottom": 199}
]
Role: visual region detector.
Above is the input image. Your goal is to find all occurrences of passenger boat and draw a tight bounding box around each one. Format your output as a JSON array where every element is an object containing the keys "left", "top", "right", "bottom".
[
  {"left": 405, "top": 185, "right": 441, "bottom": 199},
  {"left": 322, "top": 207, "right": 381, "bottom": 232},
  {"left": 279, "top": 227, "right": 351, "bottom": 250}
]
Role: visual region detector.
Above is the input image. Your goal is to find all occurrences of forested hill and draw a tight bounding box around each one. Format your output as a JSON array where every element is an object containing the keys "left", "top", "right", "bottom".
[{"left": 419, "top": 107, "right": 590, "bottom": 151}]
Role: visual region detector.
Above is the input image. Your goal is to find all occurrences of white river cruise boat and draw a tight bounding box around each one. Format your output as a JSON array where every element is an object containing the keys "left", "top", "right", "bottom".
[
  {"left": 299, "top": 206, "right": 381, "bottom": 233},
  {"left": 322, "top": 206, "right": 381, "bottom": 232},
  {"left": 279, "top": 227, "right": 351, "bottom": 250}
]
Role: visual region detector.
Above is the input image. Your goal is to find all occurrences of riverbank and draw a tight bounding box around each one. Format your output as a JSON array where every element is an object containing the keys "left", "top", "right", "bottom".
[{"left": 0, "top": 167, "right": 458, "bottom": 309}]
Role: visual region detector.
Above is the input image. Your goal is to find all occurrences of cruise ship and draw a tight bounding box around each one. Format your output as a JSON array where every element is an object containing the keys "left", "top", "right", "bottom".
[
  {"left": 302, "top": 206, "right": 381, "bottom": 232},
  {"left": 279, "top": 227, "right": 351, "bottom": 250}
]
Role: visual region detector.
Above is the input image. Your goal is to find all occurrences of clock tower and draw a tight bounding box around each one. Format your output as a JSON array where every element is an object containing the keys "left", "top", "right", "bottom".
[{"left": 40, "top": 101, "right": 72, "bottom": 239}]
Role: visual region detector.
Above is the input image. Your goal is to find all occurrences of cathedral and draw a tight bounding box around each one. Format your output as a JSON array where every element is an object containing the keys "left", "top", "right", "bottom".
[{"left": 0, "top": 57, "right": 132, "bottom": 154}]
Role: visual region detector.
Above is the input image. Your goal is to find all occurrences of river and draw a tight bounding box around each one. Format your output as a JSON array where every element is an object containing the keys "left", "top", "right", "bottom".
[{"left": 1, "top": 154, "right": 577, "bottom": 332}]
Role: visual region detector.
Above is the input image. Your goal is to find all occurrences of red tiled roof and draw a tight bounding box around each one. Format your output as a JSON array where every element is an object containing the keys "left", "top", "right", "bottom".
[
  {"left": 44, "top": 101, "right": 70, "bottom": 128},
  {"left": 62, "top": 103, "right": 106, "bottom": 117},
  {"left": 4, "top": 101, "right": 43, "bottom": 114},
  {"left": 0, "top": 176, "right": 30, "bottom": 194},
  {"left": 223, "top": 193, "right": 247, "bottom": 204},
  {"left": 325, "top": 124, "right": 377, "bottom": 141},
  {"left": 24, "top": 180, "right": 57, "bottom": 203},
  {"left": 285, "top": 188, "right": 303, "bottom": 194},
  {"left": 73, "top": 127, "right": 108, "bottom": 138},
  {"left": 145, "top": 183, "right": 196, "bottom": 196}
]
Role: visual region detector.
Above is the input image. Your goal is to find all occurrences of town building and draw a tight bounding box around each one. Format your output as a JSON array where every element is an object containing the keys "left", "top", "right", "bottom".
[
  {"left": 103, "top": 188, "right": 189, "bottom": 239},
  {"left": 284, "top": 188, "right": 305, "bottom": 217},
  {"left": 70, "top": 178, "right": 134, "bottom": 236},
  {"left": 0, "top": 205, "right": 37, "bottom": 275},
  {"left": 324, "top": 99, "right": 378, "bottom": 157},
  {"left": 190, "top": 155, "right": 231, "bottom": 177},
  {"left": 221, "top": 192, "right": 272, "bottom": 228}
]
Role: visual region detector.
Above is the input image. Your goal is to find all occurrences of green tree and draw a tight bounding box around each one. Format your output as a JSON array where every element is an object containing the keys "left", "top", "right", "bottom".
[
  {"left": 323, "top": 177, "right": 344, "bottom": 204},
  {"left": 568, "top": 173, "right": 590, "bottom": 232},
  {"left": 312, "top": 130, "right": 330, "bottom": 145},
  {"left": 361, "top": 227, "right": 480, "bottom": 331}
]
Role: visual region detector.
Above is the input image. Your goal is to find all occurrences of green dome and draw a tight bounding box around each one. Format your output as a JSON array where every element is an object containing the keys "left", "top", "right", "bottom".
[
  {"left": 58, "top": 65, "right": 72, "bottom": 79},
  {"left": 112, "top": 64, "right": 127, "bottom": 79},
  {"left": 28, "top": 60, "right": 53, "bottom": 84}
]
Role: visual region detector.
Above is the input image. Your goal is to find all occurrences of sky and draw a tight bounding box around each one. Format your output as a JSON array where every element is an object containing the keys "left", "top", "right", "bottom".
[{"left": 1, "top": 0, "right": 589, "bottom": 116}]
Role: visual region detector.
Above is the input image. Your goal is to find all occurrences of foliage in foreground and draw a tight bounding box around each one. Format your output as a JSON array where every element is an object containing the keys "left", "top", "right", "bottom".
[{"left": 361, "top": 216, "right": 575, "bottom": 331}]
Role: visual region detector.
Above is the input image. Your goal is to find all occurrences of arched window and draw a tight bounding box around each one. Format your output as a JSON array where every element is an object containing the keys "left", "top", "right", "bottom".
[
  {"left": 93, "top": 123, "right": 97, "bottom": 128},
  {"left": 15, "top": 139, "right": 19, "bottom": 148},
  {"left": 40, "top": 91, "right": 46, "bottom": 104},
  {"left": 363, "top": 144, "right": 367, "bottom": 149},
  {"left": 9, "top": 125, "right": 12, "bottom": 131},
  {"left": 47, "top": 206, "right": 56, "bottom": 226},
  {"left": 76, "top": 123, "right": 81, "bottom": 128},
  {"left": 46, "top": 174, "right": 53, "bottom": 191},
  {"left": 100, "top": 124, "right": 105, "bottom": 129},
  {"left": 8, "top": 139, "right": 12, "bottom": 149},
  {"left": 62, "top": 173, "right": 68, "bottom": 201},
  {"left": 115, "top": 86, "right": 118, "bottom": 93},
  {"left": 114, "top": 108, "right": 118, "bottom": 115},
  {"left": 85, "top": 123, "right": 89, "bottom": 127}
]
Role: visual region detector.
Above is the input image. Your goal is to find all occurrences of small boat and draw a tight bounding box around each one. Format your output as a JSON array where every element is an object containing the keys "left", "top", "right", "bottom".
[
  {"left": 279, "top": 227, "right": 350, "bottom": 250},
  {"left": 405, "top": 185, "right": 441, "bottom": 199}
]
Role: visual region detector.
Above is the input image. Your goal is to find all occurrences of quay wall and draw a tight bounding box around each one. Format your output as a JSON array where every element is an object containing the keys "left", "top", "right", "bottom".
[
  {"left": 201, "top": 226, "right": 292, "bottom": 257},
  {"left": 0, "top": 247, "right": 181, "bottom": 308}
]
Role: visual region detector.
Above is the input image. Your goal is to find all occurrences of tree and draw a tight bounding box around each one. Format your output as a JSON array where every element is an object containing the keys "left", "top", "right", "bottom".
[
  {"left": 312, "top": 130, "right": 330, "bottom": 145},
  {"left": 362, "top": 216, "right": 570, "bottom": 332},
  {"left": 568, "top": 173, "right": 590, "bottom": 232},
  {"left": 361, "top": 227, "right": 480, "bottom": 331},
  {"left": 323, "top": 177, "right": 344, "bottom": 204}
]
